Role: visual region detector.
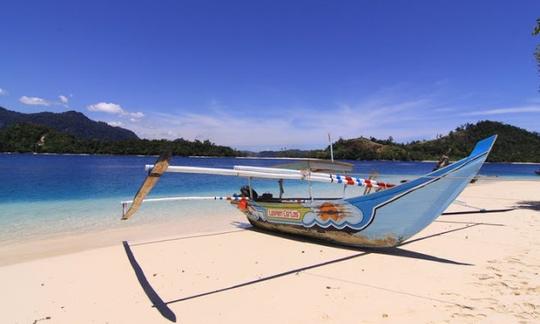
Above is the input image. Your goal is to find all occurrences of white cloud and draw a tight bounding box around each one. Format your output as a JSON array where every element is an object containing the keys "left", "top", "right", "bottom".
[
  {"left": 461, "top": 105, "right": 540, "bottom": 116},
  {"left": 19, "top": 96, "right": 51, "bottom": 106},
  {"left": 87, "top": 101, "right": 145, "bottom": 124},
  {"left": 129, "top": 112, "right": 144, "bottom": 118},
  {"left": 19, "top": 94, "right": 72, "bottom": 107},
  {"left": 87, "top": 102, "right": 125, "bottom": 114},
  {"left": 59, "top": 95, "right": 69, "bottom": 104},
  {"left": 0, "top": 88, "right": 7, "bottom": 96},
  {"left": 107, "top": 121, "right": 123, "bottom": 127}
]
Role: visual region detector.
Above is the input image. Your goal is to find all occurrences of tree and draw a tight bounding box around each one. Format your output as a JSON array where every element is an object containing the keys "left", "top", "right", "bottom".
[
  {"left": 533, "top": 18, "right": 540, "bottom": 90},
  {"left": 533, "top": 18, "right": 540, "bottom": 35}
]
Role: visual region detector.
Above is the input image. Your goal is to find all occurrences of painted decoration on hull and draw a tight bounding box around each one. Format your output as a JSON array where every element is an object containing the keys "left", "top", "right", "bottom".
[
  {"left": 302, "top": 201, "right": 365, "bottom": 230},
  {"left": 245, "top": 200, "right": 366, "bottom": 230}
]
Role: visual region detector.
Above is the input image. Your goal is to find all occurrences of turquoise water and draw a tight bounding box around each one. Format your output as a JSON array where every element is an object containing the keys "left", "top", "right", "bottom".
[{"left": 0, "top": 154, "right": 538, "bottom": 243}]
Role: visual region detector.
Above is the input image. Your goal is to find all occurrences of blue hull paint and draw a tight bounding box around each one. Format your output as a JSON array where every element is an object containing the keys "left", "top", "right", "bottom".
[{"left": 245, "top": 135, "right": 497, "bottom": 247}]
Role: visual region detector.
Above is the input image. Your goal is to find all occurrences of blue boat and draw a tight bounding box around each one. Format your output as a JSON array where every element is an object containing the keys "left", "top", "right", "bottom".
[{"left": 121, "top": 135, "right": 497, "bottom": 248}]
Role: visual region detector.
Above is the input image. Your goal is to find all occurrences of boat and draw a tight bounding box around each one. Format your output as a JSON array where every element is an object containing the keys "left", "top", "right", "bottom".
[
  {"left": 121, "top": 135, "right": 497, "bottom": 248},
  {"left": 535, "top": 169, "right": 540, "bottom": 176}
]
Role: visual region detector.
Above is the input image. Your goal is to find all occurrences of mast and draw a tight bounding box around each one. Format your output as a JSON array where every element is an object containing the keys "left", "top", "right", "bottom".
[{"left": 328, "top": 133, "right": 334, "bottom": 162}]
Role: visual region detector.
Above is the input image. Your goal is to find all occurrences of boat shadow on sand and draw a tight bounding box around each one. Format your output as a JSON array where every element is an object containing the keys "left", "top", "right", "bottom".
[
  {"left": 121, "top": 216, "right": 510, "bottom": 322},
  {"left": 514, "top": 200, "right": 540, "bottom": 211}
]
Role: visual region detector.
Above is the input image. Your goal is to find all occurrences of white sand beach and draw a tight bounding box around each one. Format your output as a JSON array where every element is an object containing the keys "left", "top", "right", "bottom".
[{"left": 0, "top": 180, "right": 539, "bottom": 323}]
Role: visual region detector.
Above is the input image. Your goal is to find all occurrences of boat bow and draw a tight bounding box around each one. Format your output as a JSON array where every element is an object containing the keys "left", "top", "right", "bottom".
[{"left": 345, "top": 135, "right": 497, "bottom": 244}]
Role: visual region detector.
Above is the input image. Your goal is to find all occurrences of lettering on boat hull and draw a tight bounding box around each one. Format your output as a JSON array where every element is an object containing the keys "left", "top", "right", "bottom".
[{"left": 267, "top": 208, "right": 302, "bottom": 220}]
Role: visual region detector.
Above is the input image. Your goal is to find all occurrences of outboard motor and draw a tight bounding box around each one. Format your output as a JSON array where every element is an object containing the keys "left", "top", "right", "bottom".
[
  {"left": 258, "top": 193, "right": 274, "bottom": 202},
  {"left": 240, "top": 185, "right": 258, "bottom": 199}
]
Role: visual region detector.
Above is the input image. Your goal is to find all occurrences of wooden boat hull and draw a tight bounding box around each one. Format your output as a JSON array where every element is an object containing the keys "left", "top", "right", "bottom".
[
  {"left": 247, "top": 217, "right": 400, "bottom": 247},
  {"left": 235, "top": 136, "right": 497, "bottom": 248}
]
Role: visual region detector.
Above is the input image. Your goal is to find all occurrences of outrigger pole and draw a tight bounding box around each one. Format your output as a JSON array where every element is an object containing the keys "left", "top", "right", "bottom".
[
  {"left": 154, "top": 165, "right": 394, "bottom": 189},
  {"left": 121, "top": 152, "right": 171, "bottom": 220},
  {"left": 122, "top": 196, "right": 247, "bottom": 205},
  {"left": 121, "top": 195, "right": 247, "bottom": 218}
]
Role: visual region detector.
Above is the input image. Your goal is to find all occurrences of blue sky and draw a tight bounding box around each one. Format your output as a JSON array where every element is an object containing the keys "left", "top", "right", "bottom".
[{"left": 1, "top": 1, "right": 539, "bottom": 150}]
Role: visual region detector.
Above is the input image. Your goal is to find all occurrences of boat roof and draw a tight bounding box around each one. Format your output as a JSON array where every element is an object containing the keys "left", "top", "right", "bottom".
[{"left": 274, "top": 159, "right": 353, "bottom": 173}]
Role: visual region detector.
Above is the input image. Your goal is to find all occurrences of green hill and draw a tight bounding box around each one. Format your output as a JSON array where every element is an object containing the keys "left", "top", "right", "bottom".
[
  {"left": 331, "top": 137, "right": 409, "bottom": 160},
  {"left": 330, "top": 121, "right": 540, "bottom": 162},
  {"left": 258, "top": 121, "right": 540, "bottom": 162},
  {"left": 405, "top": 121, "right": 540, "bottom": 162},
  {"left": 0, "top": 107, "right": 138, "bottom": 141}
]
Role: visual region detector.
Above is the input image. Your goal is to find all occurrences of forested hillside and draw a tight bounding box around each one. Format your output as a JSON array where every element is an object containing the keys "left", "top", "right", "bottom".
[
  {"left": 1, "top": 106, "right": 538, "bottom": 162},
  {"left": 259, "top": 121, "right": 540, "bottom": 162},
  {"left": 0, "top": 123, "right": 238, "bottom": 156},
  {"left": 0, "top": 107, "right": 138, "bottom": 141}
]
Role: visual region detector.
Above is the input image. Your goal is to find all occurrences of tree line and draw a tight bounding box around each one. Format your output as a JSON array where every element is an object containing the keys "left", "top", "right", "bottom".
[
  {"left": 0, "top": 123, "right": 239, "bottom": 156},
  {"left": 1, "top": 120, "right": 539, "bottom": 162}
]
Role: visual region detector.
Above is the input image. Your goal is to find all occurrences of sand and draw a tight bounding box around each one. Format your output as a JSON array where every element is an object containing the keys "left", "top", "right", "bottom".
[{"left": 0, "top": 180, "right": 538, "bottom": 323}]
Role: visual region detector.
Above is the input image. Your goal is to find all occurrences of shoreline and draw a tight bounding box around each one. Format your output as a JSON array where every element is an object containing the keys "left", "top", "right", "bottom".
[
  {"left": 1, "top": 179, "right": 539, "bottom": 266},
  {"left": 1, "top": 152, "right": 539, "bottom": 164},
  {"left": 1, "top": 177, "right": 537, "bottom": 256},
  {"left": 0, "top": 180, "right": 538, "bottom": 323},
  {"left": 0, "top": 179, "right": 534, "bottom": 265},
  {"left": 0, "top": 206, "right": 247, "bottom": 267}
]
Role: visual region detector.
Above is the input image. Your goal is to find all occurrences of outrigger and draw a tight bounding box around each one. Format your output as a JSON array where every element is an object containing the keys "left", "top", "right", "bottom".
[{"left": 121, "top": 135, "right": 497, "bottom": 248}]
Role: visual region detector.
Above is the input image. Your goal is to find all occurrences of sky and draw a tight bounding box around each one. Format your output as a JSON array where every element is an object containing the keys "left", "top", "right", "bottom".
[{"left": 1, "top": 0, "right": 539, "bottom": 150}]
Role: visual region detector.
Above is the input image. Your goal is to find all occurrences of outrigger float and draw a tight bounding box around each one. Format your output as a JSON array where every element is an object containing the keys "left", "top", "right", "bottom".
[{"left": 121, "top": 135, "right": 497, "bottom": 248}]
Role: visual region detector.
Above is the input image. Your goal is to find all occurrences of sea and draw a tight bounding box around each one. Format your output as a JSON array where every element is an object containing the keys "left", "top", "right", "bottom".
[{"left": 1, "top": 153, "right": 538, "bottom": 244}]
